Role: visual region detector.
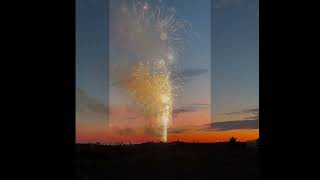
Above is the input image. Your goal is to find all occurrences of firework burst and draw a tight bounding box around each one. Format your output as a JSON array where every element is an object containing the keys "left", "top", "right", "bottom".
[
  {"left": 110, "top": 0, "right": 192, "bottom": 142},
  {"left": 122, "top": 60, "right": 172, "bottom": 142}
]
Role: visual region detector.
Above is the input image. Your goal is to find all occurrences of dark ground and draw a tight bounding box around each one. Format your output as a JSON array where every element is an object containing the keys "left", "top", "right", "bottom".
[{"left": 76, "top": 142, "right": 259, "bottom": 180}]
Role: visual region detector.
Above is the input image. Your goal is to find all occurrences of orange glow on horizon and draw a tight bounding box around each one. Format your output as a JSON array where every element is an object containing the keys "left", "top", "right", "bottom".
[
  {"left": 77, "top": 106, "right": 258, "bottom": 144},
  {"left": 77, "top": 129, "right": 258, "bottom": 144}
]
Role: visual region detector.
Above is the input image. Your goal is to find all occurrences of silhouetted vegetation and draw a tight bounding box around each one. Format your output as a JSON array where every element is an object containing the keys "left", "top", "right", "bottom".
[
  {"left": 229, "top": 137, "right": 237, "bottom": 143},
  {"left": 76, "top": 141, "right": 259, "bottom": 180}
]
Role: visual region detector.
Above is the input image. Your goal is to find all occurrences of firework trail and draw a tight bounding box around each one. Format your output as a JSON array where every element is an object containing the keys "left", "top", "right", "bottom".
[
  {"left": 110, "top": 0, "right": 192, "bottom": 142},
  {"left": 122, "top": 60, "right": 172, "bottom": 142}
]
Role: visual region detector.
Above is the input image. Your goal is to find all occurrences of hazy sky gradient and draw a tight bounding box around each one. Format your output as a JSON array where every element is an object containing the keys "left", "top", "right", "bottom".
[{"left": 76, "top": 0, "right": 259, "bottom": 143}]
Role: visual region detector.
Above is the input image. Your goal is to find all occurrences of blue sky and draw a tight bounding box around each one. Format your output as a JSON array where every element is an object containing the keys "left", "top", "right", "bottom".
[
  {"left": 76, "top": 0, "right": 259, "bottom": 123},
  {"left": 212, "top": 0, "right": 259, "bottom": 117}
]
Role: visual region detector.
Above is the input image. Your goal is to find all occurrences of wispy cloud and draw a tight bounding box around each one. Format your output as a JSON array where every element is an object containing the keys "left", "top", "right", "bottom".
[
  {"left": 216, "top": 108, "right": 258, "bottom": 116},
  {"left": 206, "top": 119, "right": 258, "bottom": 131},
  {"left": 76, "top": 88, "right": 108, "bottom": 121},
  {"left": 169, "top": 107, "right": 259, "bottom": 134},
  {"left": 168, "top": 128, "right": 191, "bottom": 134},
  {"left": 205, "top": 107, "right": 258, "bottom": 131},
  {"left": 171, "top": 68, "right": 208, "bottom": 84},
  {"left": 172, "top": 103, "right": 210, "bottom": 116}
]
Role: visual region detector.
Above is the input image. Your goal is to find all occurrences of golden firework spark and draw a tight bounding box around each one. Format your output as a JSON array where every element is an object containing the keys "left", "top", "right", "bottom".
[
  {"left": 110, "top": 0, "right": 193, "bottom": 142},
  {"left": 122, "top": 60, "right": 172, "bottom": 142}
]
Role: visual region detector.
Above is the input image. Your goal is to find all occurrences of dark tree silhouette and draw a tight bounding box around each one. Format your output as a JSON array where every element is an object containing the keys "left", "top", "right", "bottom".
[{"left": 229, "top": 137, "right": 237, "bottom": 143}]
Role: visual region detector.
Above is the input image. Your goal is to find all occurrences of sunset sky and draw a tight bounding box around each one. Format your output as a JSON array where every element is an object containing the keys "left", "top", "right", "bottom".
[{"left": 76, "top": 0, "right": 259, "bottom": 144}]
